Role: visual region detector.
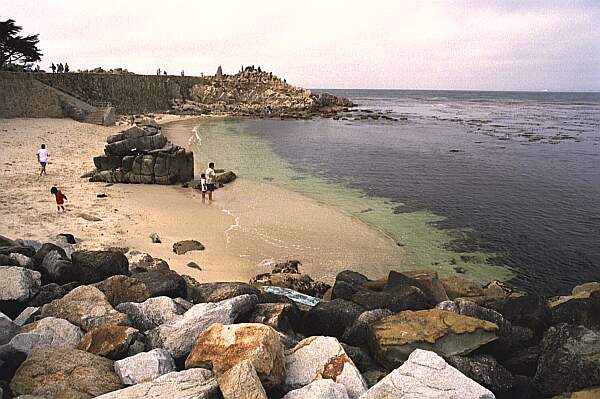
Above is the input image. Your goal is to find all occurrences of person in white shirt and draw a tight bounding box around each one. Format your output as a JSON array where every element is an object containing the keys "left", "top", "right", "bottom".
[
  {"left": 37, "top": 144, "right": 48, "bottom": 176},
  {"left": 205, "top": 162, "right": 216, "bottom": 203}
]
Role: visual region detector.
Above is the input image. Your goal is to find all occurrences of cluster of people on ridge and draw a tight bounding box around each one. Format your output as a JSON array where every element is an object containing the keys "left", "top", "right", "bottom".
[{"left": 50, "top": 63, "right": 69, "bottom": 73}]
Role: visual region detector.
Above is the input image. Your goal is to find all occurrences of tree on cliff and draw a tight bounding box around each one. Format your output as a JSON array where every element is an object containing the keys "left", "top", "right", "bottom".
[{"left": 0, "top": 17, "right": 42, "bottom": 70}]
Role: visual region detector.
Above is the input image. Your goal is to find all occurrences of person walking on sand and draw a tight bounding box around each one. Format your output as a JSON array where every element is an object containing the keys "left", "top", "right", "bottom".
[
  {"left": 37, "top": 144, "right": 48, "bottom": 176},
  {"left": 205, "top": 162, "right": 216, "bottom": 203},
  {"left": 200, "top": 173, "right": 208, "bottom": 203},
  {"left": 50, "top": 186, "right": 67, "bottom": 212}
]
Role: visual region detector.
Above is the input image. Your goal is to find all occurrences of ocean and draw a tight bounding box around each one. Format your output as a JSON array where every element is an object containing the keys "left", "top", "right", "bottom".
[{"left": 192, "top": 90, "right": 600, "bottom": 295}]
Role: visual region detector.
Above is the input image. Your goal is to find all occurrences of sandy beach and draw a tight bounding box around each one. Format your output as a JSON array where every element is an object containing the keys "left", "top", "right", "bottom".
[{"left": 0, "top": 116, "right": 403, "bottom": 284}]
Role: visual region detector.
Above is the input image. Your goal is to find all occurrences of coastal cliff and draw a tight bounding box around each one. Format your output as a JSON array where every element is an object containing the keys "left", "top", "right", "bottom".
[{"left": 1, "top": 68, "right": 353, "bottom": 118}]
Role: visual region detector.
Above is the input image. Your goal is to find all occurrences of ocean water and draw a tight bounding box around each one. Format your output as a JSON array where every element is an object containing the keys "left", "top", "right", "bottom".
[{"left": 192, "top": 90, "right": 600, "bottom": 295}]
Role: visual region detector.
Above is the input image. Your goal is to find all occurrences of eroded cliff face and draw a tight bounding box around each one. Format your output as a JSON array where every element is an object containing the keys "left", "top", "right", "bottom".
[{"left": 2, "top": 69, "right": 352, "bottom": 118}]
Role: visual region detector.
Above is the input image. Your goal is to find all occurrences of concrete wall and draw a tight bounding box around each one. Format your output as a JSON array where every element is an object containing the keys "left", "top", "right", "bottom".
[
  {"left": 34, "top": 73, "right": 204, "bottom": 114},
  {"left": 0, "top": 72, "right": 64, "bottom": 118}
]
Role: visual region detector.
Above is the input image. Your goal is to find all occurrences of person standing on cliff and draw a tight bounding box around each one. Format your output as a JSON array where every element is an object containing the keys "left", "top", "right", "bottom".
[
  {"left": 205, "top": 162, "right": 216, "bottom": 203},
  {"left": 57, "top": 63, "right": 63, "bottom": 73},
  {"left": 51, "top": 63, "right": 56, "bottom": 73},
  {"left": 64, "top": 63, "right": 69, "bottom": 73},
  {"left": 37, "top": 144, "right": 48, "bottom": 176}
]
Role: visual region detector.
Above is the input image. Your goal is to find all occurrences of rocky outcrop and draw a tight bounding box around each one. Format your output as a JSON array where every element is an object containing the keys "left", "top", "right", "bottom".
[
  {"left": 361, "top": 349, "right": 494, "bottom": 399},
  {"left": 89, "top": 122, "right": 194, "bottom": 185},
  {"left": 130, "top": 269, "right": 187, "bottom": 298},
  {"left": 185, "top": 323, "right": 284, "bottom": 389},
  {"left": 10, "top": 346, "right": 124, "bottom": 398},
  {"left": 114, "top": 348, "right": 176, "bottom": 385},
  {"left": 0, "top": 266, "right": 41, "bottom": 303},
  {"left": 188, "top": 282, "right": 260, "bottom": 303},
  {"left": 302, "top": 299, "right": 364, "bottom": 338},
  {"left": 71, "top": 250, "right": 129, "bottom": 284},
  {"left": 368, "top": 309, "right": 498, "bottom": 368},
  {"left": 446, "top": 354, "right": 516, "bottom": 395}
]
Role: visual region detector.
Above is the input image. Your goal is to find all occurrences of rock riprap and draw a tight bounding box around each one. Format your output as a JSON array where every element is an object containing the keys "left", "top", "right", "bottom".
[
  {"left": 90, "top": 122, "right": 194, "bottom": 185},
  {"left": 146, "top": 294, "right": 257, "bottom": 358},
  {"left": 185, "top": 323, "right": 284, "bottom": 388},
  {"left": 77, "top": 324, "right": 139, "bottom": 359},
  {"left": 114, "top": 348, "right": 176, "bottom": 385},
  {"left": 361, "top": 349, "right": 494, "bottom": 399},
  {"left": 40, "top": 285, "right": 128, "bottom": 331},
  {"left": 116, "top": 296, "right": 185, "bottom": 331},
  {"left": 284, "top": 336, "right": 367, "bottom": 399},
  {"left": 7, "top": 317, "right": 83, "bottom": 354},
  {"left": 10, "top": 346, "right": 124, "bottom": 398},
  {"left": 283, "top": 379, "right": 350, "bottom": 399},
  {"left": 368, "top": 309, "right": 498, "bottom": 367},
  {"left": 94, "top": 368, "right": 219, "bottom": 399},
  {"left": 217, "top": 359, "right": 268, "bottom": 399},
  {"left": 533, "top": 323, "right": 600, "bottom": 395},
  {"left": 0, "top": 266, "right": 41, "bottom": 303}
]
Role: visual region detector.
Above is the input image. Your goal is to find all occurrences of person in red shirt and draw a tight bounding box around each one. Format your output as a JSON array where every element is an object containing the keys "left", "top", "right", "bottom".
[{"left": 50, "top": 186, "right": 67, "bottom": 212}]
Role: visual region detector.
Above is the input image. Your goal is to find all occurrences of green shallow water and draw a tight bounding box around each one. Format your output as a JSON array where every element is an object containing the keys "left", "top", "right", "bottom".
[{"left": 191, "top": 118, "right": 513, "bottom": 283}]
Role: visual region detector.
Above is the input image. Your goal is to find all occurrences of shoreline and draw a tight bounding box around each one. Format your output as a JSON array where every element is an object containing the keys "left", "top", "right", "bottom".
[{"left": 0, "top": 116, "right": 404, "bottom": 284}]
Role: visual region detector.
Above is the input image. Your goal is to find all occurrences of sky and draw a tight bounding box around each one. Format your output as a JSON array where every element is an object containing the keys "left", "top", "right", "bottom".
[{"left": 2, "top": 0, "right": 599, "bottom": 91}]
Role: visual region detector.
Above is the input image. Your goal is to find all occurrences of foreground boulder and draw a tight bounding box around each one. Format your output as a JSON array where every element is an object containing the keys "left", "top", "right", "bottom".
[
  {"left": 217, "top": 359, "right": 268, "bottom": 399},
  {"left": 368, "top": 309, "right": 498, "bottom": 368},
  {"left": 71, "top": 250, "right": 129, "bottom": 284},
  {"left": 40, "top": 285, "right": 129, "bottom": 331},
  {"left": 7, "top": 317, "right": 83, "bottom": 354},
  {"left": 95, "top": 368, "right": 219, "bottom": 399},
  {"left": 94, "top": 275, "right": 151, "bottom": 306},
  {"left": 187, "top": 282, "right": 260, "bottom": 303},
  {"left": 361, "top": 349, "right": 494, "bottom": 398},
  {"left": 284, "top": 336, "right": 367, "bottom": 399},
  {"left": 446, "top": 354, "right": 516, "bottom": 395},
  {"left": 441, "top": 276, "right": 485, "bottom": 299},
  {"left": 302, "top": 299, "right": 364, "bottom": 338},
  {"left": 146, "top": 294, "right": 257, "bottom": 358},
  {"left": 533, "top": 323, "right": 600, "bottom": 396},
  {"left": 245, "top": 302, "right": 301, "bottom": 334},
  {"left": 131, "top": 270, "right": 187, "bottom": 298},
  {"left": 10, "top": 346, "right": 124, "bottom": 398},
  {"left": 0, "top": 266, "right": 41, "bottom": 303},
  {"left": 114, "top": 348, "right": 176, "bottom": 385},
  {"left": 186, "top": 323, "right": 284, "bottom": 388},
  {"left": 116, "top": 296, "right": 185, "bottom": 331},
  {"left": 486, "top": 294, "right": 551, "bottom": 338},
  {"left": 283, "top": 379, "right": 349, "bottom": 399},
  {"left": 77, "top": 324, "right": 139, "bottom": 359},
  {"left": 0, "top": 312, "right": 19, "bottom": 345}
]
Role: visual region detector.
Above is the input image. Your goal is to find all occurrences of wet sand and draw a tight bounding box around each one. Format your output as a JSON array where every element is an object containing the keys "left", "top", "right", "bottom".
[{"left": 0, "top": 117, "right": 403, "bottom": 284}]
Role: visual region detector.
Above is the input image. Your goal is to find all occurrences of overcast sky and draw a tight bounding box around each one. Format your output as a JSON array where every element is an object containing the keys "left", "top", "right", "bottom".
[{"left": 2, "top": 0, "right": 599, "bottom": 90}]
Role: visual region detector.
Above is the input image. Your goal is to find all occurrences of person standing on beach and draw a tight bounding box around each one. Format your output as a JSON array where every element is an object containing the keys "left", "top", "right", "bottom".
[
  {"left": 57, "top": 63, "right": 63, "bottom": 73},
  {"left": 64, "top": 63, "right": 69, "bottom": 73},
  {"left": 50, "top": 186, "right": 67, "bottom": 212},
  {"left": 37, "top": 144, "right": 48, "bottom": 176},
  {"left": 205, "top": 162, "right": 216, "bottom": 203},
  {"left": 51, "top": 63, "right": 56, "bottom": 73}
]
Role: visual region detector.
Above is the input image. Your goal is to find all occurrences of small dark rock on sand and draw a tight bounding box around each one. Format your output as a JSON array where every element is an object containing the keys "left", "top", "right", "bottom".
[
  {"left": 187, "top": 262, "right": 202, "bottom": 270},
  {"left": 149, "top": 233, "right": 161, "bottom": 244},
  {"left": 173, "top": 240, "right": 205, "bottom": 255}
]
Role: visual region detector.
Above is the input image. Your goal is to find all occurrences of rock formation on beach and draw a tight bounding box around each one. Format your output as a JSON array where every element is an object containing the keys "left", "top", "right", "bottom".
[
  {"left": 87, "top": 118, "right": 194, "bottom": 184},
  {"left": 173, "top": 66, "right": 354, "bottom": 118},
  {"left": 2, "top": 232, "right": 600, "bottom": 398}
]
